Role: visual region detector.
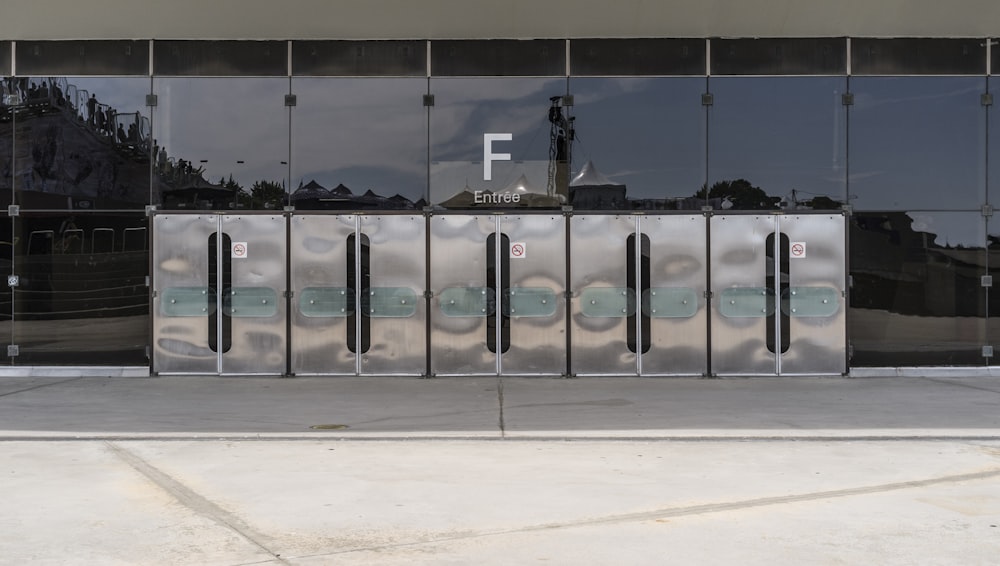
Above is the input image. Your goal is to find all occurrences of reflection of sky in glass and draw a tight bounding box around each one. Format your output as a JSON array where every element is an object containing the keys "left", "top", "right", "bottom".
[
  {"left": 990, "top": 76, "right": 1000, "bottom": 208},
  {"left": 569, "top": 77, "right": 705, "bottom": 200},
  {"left": 710, "top": 77, "right": 846, "bottom": 205},
  {"left": 430, "top": 78, "right": 566, "bottom": 203},
  {"left": 292, "top": 78, "right": 426, "bottom": 201},
  {"left": 850, "top": 76, "right": 985, "bottom": 210},
  {"left": 153, "top": 77, "right": 289, "bottom": 189}
]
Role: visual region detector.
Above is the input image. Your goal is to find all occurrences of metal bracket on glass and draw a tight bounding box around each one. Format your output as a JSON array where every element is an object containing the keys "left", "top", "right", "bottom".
[
  {"left": 423, "top": 94, "right": 435, "bottom": 107},
  {"left": 781, "top": 287, "right": 839, "bottom": 317},
  {"left": 365, "top": 287, "right": 419, "bottom": 317},
  {"left": 7, "top": 205, "right": 18, "bottom": 217},
  {"left": 160, "top": 287, "right": 216, "bottom": 316},
  {"left": 439, "top": 287, "right": 495, "bottom": 317},
  {"left": 718, "top": 287, "right": 774, "bottom": 318},
  {"left": 504, "top": 287, "right": 557, "bottom": 318},
  {"left": 982, "top": 93, "right": 994, "bottom": 107},
  {"left": 579, "top": 287, "right": 636, "bottom": 318},
  {"left": 642, "top": 288, "right": 698, "bottom": 318},
  {"left": 561, "top": 94, "right": 574, "bottom": 106},
  {"left": 7, "top": 345, "right": 18, "bottom": 358},
  {"left": 298, "top": 287, "right": 353, "bottom": 317},
  {"left": 983, "top": 345, "right": 995, "bottom": 358},
  {"left": 7, "top": 275, "right": 18, "bottom": 288},
  {"left": 982, "top": 204, "right": 994, "bottom": 218},
  {"left": 223, "top": 287, "right": 279, "bottom": 318},
  {"left": 144, "top": 204, "right": 157, "bottom": 216},
  {"left": 982, "top": 275, "right": 993, "bottom": 288},
  {"left": 842, "top": 92, "right": 854, "bottom": 106},
  {"left": 284, "top": 94, "right": 297, "bottom": 107},
  {"left": 145, "top": 94, "right": 158, "bottom": 107},
  {"left": 701, "top": 93, "right": 713, "bottom": 106}
]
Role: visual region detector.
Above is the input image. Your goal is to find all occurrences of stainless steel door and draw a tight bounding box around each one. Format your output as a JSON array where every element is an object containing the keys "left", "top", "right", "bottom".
[
  {"left": 569, "top": 215, "right": 637, "bottom": 375},
  {"left": 152, "top": 214, "right": 218, "bottom": 374},
  {"left": 360, "top": 214, "right": 426, "bottom": 375},
  {"left": 153, "top": 214, "right": 287, "bottom": 375},
  {"left": 640, "top": 215, "right": 708, "bottom": 376},
  {"left": 777, "top": 214, "right": 846, "bottom": 375},
  {"left": 498, "top": 214, "right": 566, "bottom": 375},
  {"left": 430, "top": 215, "right": 495, "bottom": 375},
  {"left": 709, "top": 213, "right": 846, "bottom": 375},
  {"left": 219, "top": 215, "right": 287, "bottom": 375},
  {"left": 289, "top": 214, "right": 356, "bottom": 375}
]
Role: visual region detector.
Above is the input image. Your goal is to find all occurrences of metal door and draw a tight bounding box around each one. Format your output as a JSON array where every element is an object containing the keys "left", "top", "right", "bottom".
[
  {"left": 430, "top": 214, "right": 566, "bottom": 376},
  {"left": 152, "top": 214, "right": 287, "bottom": 375},
  {"left": 570, "top": 214, "right": 708, "bottom": 376},
  {"left": 289, "top": 214, "right": 426, "bottom": 376},
  {"left": 709, "top": 213, "right": 846, "bottom": 375}
]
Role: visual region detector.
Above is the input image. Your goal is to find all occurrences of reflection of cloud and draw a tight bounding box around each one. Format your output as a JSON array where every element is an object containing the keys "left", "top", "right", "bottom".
[
  {"left": 852, "top": 82, "right": 983, "bottom": 111},
  {"left": 847, "top": 171, "right": 886, "bottom": 182}
]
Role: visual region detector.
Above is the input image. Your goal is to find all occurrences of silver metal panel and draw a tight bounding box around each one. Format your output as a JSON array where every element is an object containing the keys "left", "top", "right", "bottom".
[
  {"left": 710, "top": 214, "right": 777, "bottom": 375},
  {"left": 641, "top": 215, "right": 707, "bottom": 376},
  {"left": 221, "top": 215, "right": 287, "bottom": 375},
  {"left": 430, "top": 215, "right": 495, "bottom": 375},
  {"left": 570, "top": 215, "right": 637, "bottom": 375},
  {"left": 778, "top": 214, "right": 847, "bottom": 374},
  {"left": 361, "top": 214, "right": 426, "bottom": 375},
  {"left": 289, "top": 215, "right": 356, "bottom": 375},
  {"left": 152, "top": 214, "right": 218, "bottom": 374},
  {"left": 500, "top": 214, "right": 566, "bottom": 375}
]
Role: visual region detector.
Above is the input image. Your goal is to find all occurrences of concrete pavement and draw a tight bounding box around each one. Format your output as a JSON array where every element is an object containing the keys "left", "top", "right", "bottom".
[{"left": 1, "top": 374, "right": 999, "bottom": 564}]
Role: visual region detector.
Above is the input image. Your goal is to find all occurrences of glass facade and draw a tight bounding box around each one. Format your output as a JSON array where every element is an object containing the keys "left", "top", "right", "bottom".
[{"left": 0, "top": 38, "right": 999, "bottom": 367}]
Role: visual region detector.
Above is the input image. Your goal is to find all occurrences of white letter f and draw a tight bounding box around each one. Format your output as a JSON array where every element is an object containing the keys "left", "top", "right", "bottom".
[{"left": 483, "top": 133, "right": 512, "bottom": 181}]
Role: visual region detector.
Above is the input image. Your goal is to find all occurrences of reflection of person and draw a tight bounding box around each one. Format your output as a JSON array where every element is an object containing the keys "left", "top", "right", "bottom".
[
  {"left": 117, "top": 124, "right": 127, "bottom": 144},
  {"left": 87, "top": 94, "right": 97, "bottom": 125},
  {"left": 58, "top": 217, "right": 81, "bottom": 253}
]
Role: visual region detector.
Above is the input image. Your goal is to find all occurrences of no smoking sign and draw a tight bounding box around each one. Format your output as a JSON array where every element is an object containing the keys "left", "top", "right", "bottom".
[
  {"left": 232, "top": 241, "right": 249, "bottom": 259},
  {"left": 790, "top": 241, "right": 806, "bottom": 259},
  {"left": 510, "top": 241, "right": 527, "bottom": 259}
]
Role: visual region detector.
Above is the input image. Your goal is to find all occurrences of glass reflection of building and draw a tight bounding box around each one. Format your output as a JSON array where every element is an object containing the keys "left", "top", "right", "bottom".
[{"left": 1, "top": 37, "right": 999, "bottom": 367}]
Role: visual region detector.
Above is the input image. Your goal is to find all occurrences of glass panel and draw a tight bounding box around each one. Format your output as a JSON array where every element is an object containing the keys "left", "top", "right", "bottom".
[
  {"left": 570, "top": 39, "right": 705, "bottom": 76},
  {"left": 430, "top": 77, "right": 568, "bottom": 208},
  {"left": 849, "top": 77, "right": 985, "bottom": 211},
  {"left": 850, "top": 211, "right": 986, "bottom": 366},
  {"left": 153, "top": 40, "right": 286, "bottom": 76},
  {"left": 0, "top": 43, "right": 10, "bottom": 76},
  {"left": 13, "top": 212, "right": 149, "bottom": 365},
  {"left": 223, "top": 286, "right": 278, "bottom": 317},
  {"left": 718, "top": 287, "right": 774, "bottom": 318},
  {"left": 579, "top": 287, "right": 635, "bottom": 317},
  {"left": 438, "top": 287, "right": 495, "bottom": 317},
  {"left": 16, "top": 41, "right": 149, "bottom": 76},
  {"left": 159, "top": 287, "right": 215, "bottom": 316},
  {"left": 364, "top": 287, "right": 418, "bottom": 318},
  {"left": 708, "top": 77, "right": 847, "bottom": 211},
  {"left": 13, "top": 77, "right": 151, "bottom": 209},
  {"left": 568, "top": 77, "right": 704, "bottom": 209},
  {"left": 299, "top": 287, "right": 353, "bottom": 317},
  {"left": 291, "top": 78, "right": 426, "bottom": 209},
  {"left": 292, "top": 41, "right": 425, "bottom": 76},
  {"left": 154, "top": 77, "right": 289, "bottom": 210},
  {"left": 0, "top": 215, "right": 11, "bottom": 365},
  {"left": 642, "top": 287, "right": 698, "bottom": 318},
  {"left": 852, "top": 39, "right": 986, "bottom": 76},
  {"left": 711, "top": 38, "right": 846, "bottom": 76},
  {"left": 782, "top": 287, "right": 839, "bottom": 317},
  {"left": 504, "top": 287, "right": 557, "bottom": 318},
  {"left": 431, "top": 40, "right": 565, "bottom": 77}
]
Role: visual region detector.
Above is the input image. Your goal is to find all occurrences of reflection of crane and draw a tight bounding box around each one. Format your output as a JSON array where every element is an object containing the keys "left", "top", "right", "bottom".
[{"left": 547, "top": 95, "right": 574, "bottom": 199}]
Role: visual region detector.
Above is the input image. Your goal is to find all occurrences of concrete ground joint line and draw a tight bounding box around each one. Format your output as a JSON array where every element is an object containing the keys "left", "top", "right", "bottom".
[
  {"left": 0, "top": 376, "right": 86, "bottom": 399},
  {"left": 103, "top": 441, "right": 292, "bottom": 566},
  {"left": 919, "top": 376, "right": 1000, "bottom": 395},
  {"left": 293, "top": 466, "right": 1000, "bottom": 560}
]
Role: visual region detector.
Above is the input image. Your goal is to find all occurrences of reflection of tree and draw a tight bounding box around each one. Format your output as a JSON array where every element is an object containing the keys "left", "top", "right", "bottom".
[
  {"left": 240, "top": 180, "right": 286, "bottom": 210},
  {"left": 705, "top": 179, "right": 779, "bottom": 210}
]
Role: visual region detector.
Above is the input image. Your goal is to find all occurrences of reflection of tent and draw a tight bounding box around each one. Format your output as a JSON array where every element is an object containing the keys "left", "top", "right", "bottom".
[
  {"left": 569, "top": 160, "right": 627, "bottom": 210},
  {"left": 290, "top": 179, "right": 418, "bottom": 210},
  {"left": 290, "top": 180, "right": 331, "bottom": 201}
]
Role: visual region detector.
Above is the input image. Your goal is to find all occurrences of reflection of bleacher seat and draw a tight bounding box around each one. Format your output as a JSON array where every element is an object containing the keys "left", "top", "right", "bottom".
[
  {"left": 91, "top": 228, "right": 114, "bottom": 253},
  {"left": 27, "top": 230, "right": 54, "bottom": 255},
  {"left": 122, "top": 227, "right": 146, "bottom": 252},
  {"left": 60, "top": 229, "right": 84, "bottom": 254}
]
